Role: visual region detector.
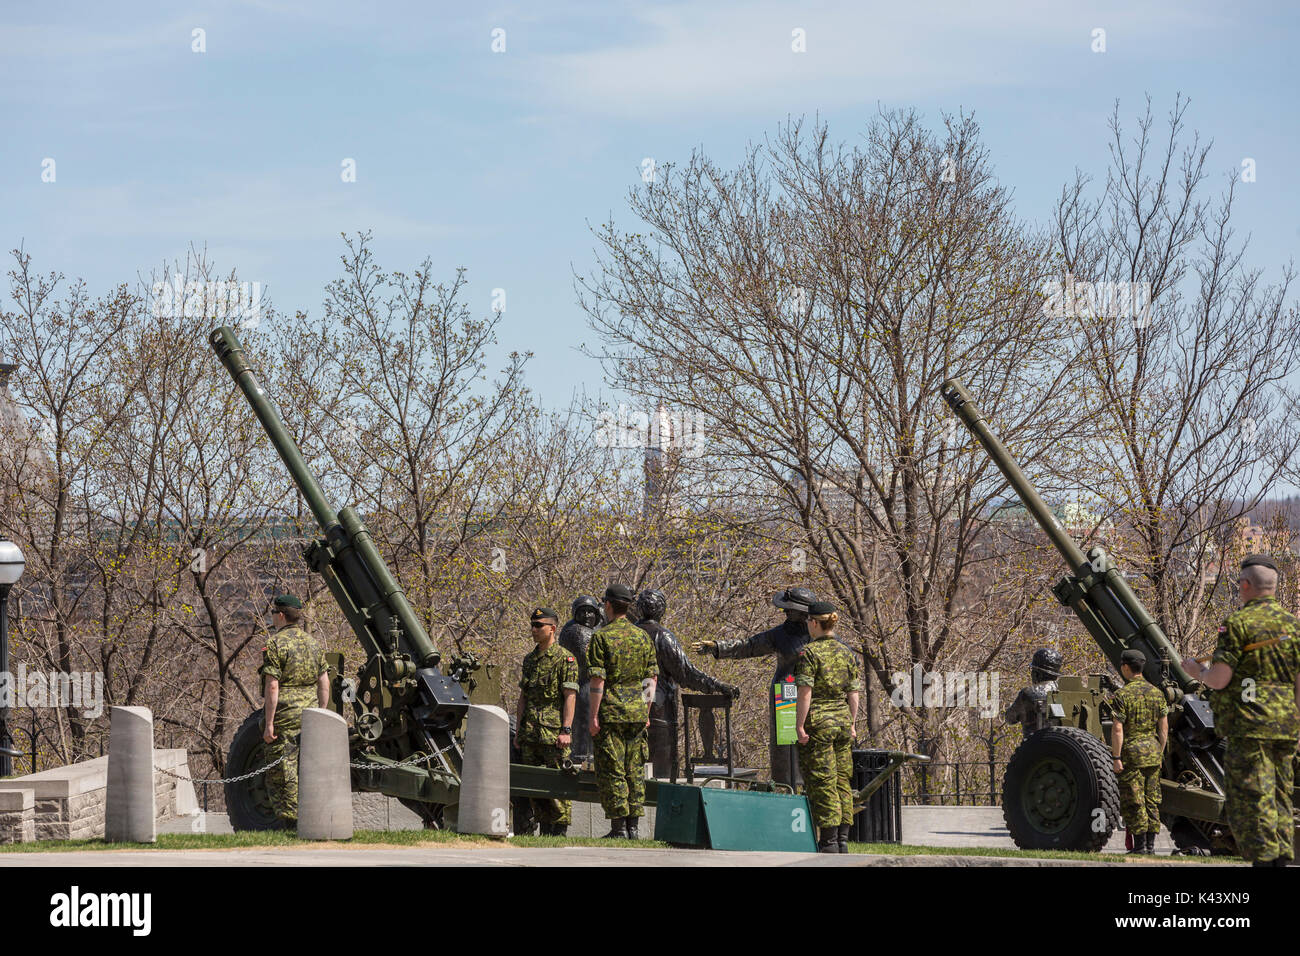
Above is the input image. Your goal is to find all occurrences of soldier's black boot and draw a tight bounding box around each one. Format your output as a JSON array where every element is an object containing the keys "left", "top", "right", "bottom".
[
  {"left": 817, "top": 828, "right": 839, "bottom": 853},
  {"left": 625, "top": 816, "right": 640, "bottom": 840},
  {"left": 1126, "top": 831, "right": 1144, "bottom": 855},
  {"left": 1145, "top": 831, "right": 1158, "bottom": 855},
  {"left": 602, "top": 817, "right": 627, "bottom": 839},
  {"left": 837, "top": 824, "right": 852, "bottom": 854}
]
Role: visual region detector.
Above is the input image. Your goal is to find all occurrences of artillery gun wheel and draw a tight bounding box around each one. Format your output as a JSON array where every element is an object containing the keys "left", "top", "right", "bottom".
[
  {"left": 225, "top": 711, "right": 284, "bottom": 831},
  {"left": 1002, "top": 726, "right": 1120, "bottom": 852}
]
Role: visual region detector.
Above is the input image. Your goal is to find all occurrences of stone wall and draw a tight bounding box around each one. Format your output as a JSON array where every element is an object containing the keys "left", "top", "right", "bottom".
[{"left": 0, "top": 748, "right": 196, "bottom": 843}]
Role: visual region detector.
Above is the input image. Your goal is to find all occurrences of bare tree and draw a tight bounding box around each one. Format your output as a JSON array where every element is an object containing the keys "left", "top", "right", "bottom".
[
  {"left": 579, "top": 112, "right": 1092, "bottom": 766},
  {"left": 1054, "top": 96, "right": 1300, "bottom": 648}
]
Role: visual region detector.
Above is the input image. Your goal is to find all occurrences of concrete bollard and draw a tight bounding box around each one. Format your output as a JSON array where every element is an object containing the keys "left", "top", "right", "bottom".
[
  {"left": 298, "top": 708, "right": 352, "bottom": 841},
  {"left": 105, "top": 706, "right": 156, "bottom": 843},
  {"left": 457, "top": 704, "right": 510, "bottom": 838}
]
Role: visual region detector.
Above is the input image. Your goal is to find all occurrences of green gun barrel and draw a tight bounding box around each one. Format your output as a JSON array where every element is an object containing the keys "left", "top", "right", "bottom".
[
  {"left": 941, "top": 378, "right": 1196, "bottom": 692},
  {"left": 209, "top": 325, "right": 440, "bottom": 668}
]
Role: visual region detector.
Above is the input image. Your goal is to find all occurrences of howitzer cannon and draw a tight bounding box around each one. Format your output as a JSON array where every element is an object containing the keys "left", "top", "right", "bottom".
[
  {"left": 212, "top": 326, "right": 651, "bottom": 830},
  {"left": 212, "top": 326, "right": 479, "bottom": 828},
  {"left": 941, "top": 379, "right": 1232, "bottom": 854}
]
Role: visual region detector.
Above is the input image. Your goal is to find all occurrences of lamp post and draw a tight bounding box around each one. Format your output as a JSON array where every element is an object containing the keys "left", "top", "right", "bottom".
[{"left": 0, "top": 540, "right": 24, "bottom": 777}]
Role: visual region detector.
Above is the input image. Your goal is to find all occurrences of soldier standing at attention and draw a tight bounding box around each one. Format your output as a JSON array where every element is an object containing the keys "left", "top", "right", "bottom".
[
  {"left": 794, "top": 601, "right": 862, "bottom": 854},
  {"left": 1182, "top": 555, "right": 1300, "bottom": 866},
  {"left": 260, "top": 594, "right": 329, "bottom": 828},
  {"left": 1110, "top": 648, "right": 1168, "bottom": 855},
  {"left": 514, "top": 607, "right": 579, "bottom": 837},
  {"left": 587, "top": 583, "right": 658, "bottom": 840}
]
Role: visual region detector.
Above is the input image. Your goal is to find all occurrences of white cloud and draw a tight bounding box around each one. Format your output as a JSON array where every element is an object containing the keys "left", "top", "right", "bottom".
[{"left": 529, "top": 0, "right": 1224, "bottom": 117}]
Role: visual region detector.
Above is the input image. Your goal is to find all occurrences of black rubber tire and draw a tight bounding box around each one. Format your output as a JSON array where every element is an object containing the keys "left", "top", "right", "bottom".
[
  {"left": 225, "top": 711, "right": 283, "bottom": 831},
  {"left": 1002, "top": 726, "right": 1120, "bottom": 852}
]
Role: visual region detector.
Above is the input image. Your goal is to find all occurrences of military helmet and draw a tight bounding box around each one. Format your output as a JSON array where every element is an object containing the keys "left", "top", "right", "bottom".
[
  {"left": 571, "top": 594, "right": 601, "bottom": 616},
  {"left": 773, "top": 587, "right": 817, "bottom": 611},
  {"left": 635, "top": 588, "right": 667, "bottom": 622},
  {"left": 1030, "top": 648, "right": 1064, "bottom": 681}
]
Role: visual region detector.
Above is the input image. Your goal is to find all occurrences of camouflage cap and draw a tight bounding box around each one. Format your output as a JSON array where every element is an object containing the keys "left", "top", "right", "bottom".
[
  {"left": 1119, "top": 648, "right": 1146, "bottom": 669},
  {"left": 1241, "top": 554, "right": 1278, "bottom": 573},
  {"left": 272, "top": 594, "right": 303, "bottom": 609},
  {"left": 529, "top": 607, "right": 559, "bottom": 624}
]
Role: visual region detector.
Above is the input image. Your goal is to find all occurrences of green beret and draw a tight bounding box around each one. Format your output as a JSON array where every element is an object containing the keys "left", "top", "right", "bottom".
[
  {"left": 273, "top": 594, "right": 303, "bottom": 609},
  {"left": 603, "top": 583, "right": 635, "bottom": 603},
  {"left": 1120, "top": 648, "right": 1146, "bottom": 669},
  {"left": 807, "top": 601, "right": 837, "bottom": 617},
  {"left": 1241, "top": 554, "right": 1278, "bottom": 573},
  {"left": 530, "top": 607, "right": 559, "bottom": 624}
]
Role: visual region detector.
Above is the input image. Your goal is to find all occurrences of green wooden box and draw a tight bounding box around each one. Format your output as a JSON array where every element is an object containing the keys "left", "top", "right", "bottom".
[{"left": 653, "top": 783, "right": 817, "bottom": 852}]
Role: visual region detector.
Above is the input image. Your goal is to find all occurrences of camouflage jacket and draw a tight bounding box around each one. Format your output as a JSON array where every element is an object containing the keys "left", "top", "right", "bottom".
[
  {"left": 1213, "top": 596, "right": 1300, "bottom": 741},
  {"left": 587, "top": 617, "right": 658, "bottom": 725},
  {"left": 1111, "top": 677, "right": 1167, "bottom": 768},
  {"left": 518, "top": 641, "right": 579, "bottom": 745},
  {"left": 794, "top": 635, "right": 863, "bottom": 736},
  {"left": 259, "top": 625, "right": 327, "bottom": 716}
]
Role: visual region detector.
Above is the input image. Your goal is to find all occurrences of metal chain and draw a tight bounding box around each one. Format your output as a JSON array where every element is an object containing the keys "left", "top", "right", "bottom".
[
  {"left": 152, "top": 745, "right": 444, "bottom": 784},
  {"left": 153, "top": 743, "right": 297, "bottom": 785},
  {"left": 348, "top": 751, "right": 441, "bottom": 771}
]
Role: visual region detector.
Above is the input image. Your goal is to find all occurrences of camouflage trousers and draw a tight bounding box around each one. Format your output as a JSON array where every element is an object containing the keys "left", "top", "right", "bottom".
[
  {"left": 518, "top": 740, "right": 572, "bottom": 825},
  {"left": 265, "top": 707, "right": 305, "bottom": 824},
  {"left": 594, "top": 722, "right": 648, "bottom": 819},
  {"left": 797, "top": 729, "right": 854, "bottom": 828},
  {"left": 1116, "top": 764, "right": 1161, "bottom": 835},
  {"left": 1225, "top": 737, "right": 1296, "bottom": 863}
]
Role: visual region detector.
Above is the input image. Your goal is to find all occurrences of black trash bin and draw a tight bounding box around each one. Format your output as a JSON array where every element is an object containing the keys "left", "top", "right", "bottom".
[{"left": 850, "top": 749, "right": 902, "bottom": 843}]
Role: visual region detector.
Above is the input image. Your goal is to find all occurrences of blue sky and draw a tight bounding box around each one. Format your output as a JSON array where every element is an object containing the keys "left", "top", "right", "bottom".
[{"left": 2, "top": 0, "right": 1297, "bottom": 408}]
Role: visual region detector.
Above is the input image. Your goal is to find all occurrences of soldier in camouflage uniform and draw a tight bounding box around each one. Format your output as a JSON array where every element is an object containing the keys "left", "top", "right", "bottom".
[
  {"left": 259, "top": 594, "right": 329, "bottom": 827},
  {"left": 1110, "top": 648, "right": 1168, "bottom": 855},
  {"left": 587, "top": 583, "right": 658, "bottom": 839},
  {"left": 794, "top": 601, "right": 862, "bottom": 854},
  {"left": 514, "top": 607, "right": 579, "bottom": 836},
  {"left": 1183, "top": 555, "right": 1300, "bottom": 866}
]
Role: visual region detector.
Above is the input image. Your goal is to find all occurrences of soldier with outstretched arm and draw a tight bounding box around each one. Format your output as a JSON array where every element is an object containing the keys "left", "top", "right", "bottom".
[{"left": 692, "top": 587, "right": 817, "bottom": 787}]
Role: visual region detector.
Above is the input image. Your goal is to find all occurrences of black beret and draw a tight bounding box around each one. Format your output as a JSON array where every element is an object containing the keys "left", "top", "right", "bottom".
[
  {"left": 807, "top": 601, "right": 837, "bottom": 617},
  {"left": 1120, "top": 648, "right": 1146, "bottom": 669},
  {"left": 604, "top": 583, "right": 636, "bottom": 603},
  {"left": 272, "top": 594, "right": 303, "bottom": 609},
  {"left": 530, "top": 607, "right": 559, "bottom": 623},
  {"left": 1241, "top": 554, "right": 1278, "bottom": 572}
]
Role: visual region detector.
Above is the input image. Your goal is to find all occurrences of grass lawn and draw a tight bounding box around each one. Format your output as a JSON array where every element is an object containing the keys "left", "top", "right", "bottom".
[{"left": 0, "top": 828, "right": 1234, "bottom": 861}]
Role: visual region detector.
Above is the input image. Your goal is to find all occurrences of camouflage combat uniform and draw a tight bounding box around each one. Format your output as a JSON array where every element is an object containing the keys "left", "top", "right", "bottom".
[
  {"left": 1111, "top": 677, "right": 1167, "bottom": 836},
  {"left": 1213, "top": 595, "right": 1300, "bottom": 863},
  {"left": 259, "top": 624, "right": 328, "bottom": 823},
  {"left": 517, "top": 642, "right": 580, "bottom": 826},
  {"left": 794, "top": 636, "right": 863, "bottom": 828},
  {"left": 587, "top": 617, "right": 658, "bottom": 820}
]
